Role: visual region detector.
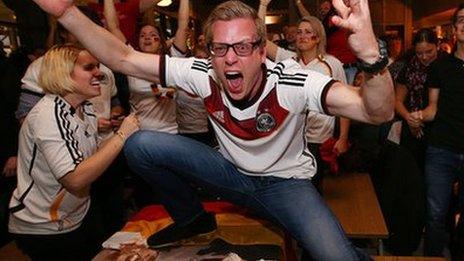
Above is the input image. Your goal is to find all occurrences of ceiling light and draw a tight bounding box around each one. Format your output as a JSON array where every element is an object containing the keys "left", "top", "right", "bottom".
[
  {"left": 157, "top": 0, "right": 172, "bottom": 7},
  {"left": 265, "top": 15, "right": 281, "bottom": 25}
]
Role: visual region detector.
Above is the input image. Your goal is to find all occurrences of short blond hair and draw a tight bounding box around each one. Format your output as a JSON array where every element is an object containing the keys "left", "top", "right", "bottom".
[
  {"left": 39, "top": 44, "right": 84, "bottom": 96},
  {"left": 298, "top": 16, "right": 327, "bottom": 56},
  {"left": 203, "top": 1, "right": 265, "bottom": 45}
]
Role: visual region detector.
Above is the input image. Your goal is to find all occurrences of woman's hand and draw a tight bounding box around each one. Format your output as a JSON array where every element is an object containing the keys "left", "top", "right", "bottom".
[
  {"left": 333, "top": 138, "right": 349, "bottom": 155},
  {"left": 118, "top": 114, "right": 140, "bottom": 140},
  {"left": 406, "top": 110, "right": 423, "bottom": 128}
]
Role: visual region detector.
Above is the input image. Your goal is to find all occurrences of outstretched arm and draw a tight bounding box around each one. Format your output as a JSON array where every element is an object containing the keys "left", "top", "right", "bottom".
[
  {"left": 172, "top": 0, "right": 190, "bottom": 54},
  {"left": 258, "top": 0, "right": 278, "bottom": 60},
  {"left": 104, "top": 0, "right": 127, "bottom": 42},
  {"left": 33, "top": 0, "right": 160, "bottom": 83},
  {"left": 325, "top": 0, "right": 394, "bottom": 124}
]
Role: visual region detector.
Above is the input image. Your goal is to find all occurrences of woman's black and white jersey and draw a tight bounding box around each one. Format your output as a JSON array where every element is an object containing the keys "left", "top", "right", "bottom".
[{"left": 9, "top": 95, "right": 98, "bottom": 235}]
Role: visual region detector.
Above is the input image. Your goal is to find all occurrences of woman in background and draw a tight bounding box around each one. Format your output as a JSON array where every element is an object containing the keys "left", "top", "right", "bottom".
[
  {"left": 104, "top": 0, "right": 189, "bottom": 133},
  {"left": 395, "top": 28, "right": 441, "bottom": 170},
  {"left": 259, "top": 0, "right": 350, "bottom": 193}
]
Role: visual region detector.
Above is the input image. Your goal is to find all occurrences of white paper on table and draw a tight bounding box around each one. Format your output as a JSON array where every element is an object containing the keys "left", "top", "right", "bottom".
[{"left": 101, "top": 231, "right": 146, "bottom": 250}]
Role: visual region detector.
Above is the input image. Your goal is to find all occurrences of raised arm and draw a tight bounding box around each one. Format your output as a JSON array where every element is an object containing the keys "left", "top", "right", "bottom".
[
  {"left": 86, "top": 0, "right": 160, "bottom": 13},
  {"left": 33, "top": 0, "right": 160, "bottom": 83},
  {"left": 295, "top": 0, "right": 311, "bottom": 17},
  {"left": 104, "top": 0, "right": 127, "bottom": 43},
  {"left": 258, "top": 0, "right": 278, "bottom": 60},
  {"left": 172, "top": 0, "right": 190, "bottom": 54},
  {"left": 325, "top": 0, "right": 394, "bottom": 124}
]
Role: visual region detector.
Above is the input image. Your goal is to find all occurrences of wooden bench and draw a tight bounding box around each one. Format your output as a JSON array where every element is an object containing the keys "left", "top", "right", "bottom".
[{"left": 323, "top": 173, "right": 389, "bottom": 253}]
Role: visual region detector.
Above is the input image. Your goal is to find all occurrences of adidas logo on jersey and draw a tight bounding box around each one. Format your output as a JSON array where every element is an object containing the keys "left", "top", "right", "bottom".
[{"left": 212, "top": 111, "right": 225, "bottom": 123}]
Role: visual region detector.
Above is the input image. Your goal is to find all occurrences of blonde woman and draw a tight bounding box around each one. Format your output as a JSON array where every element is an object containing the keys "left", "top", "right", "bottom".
[
  {"left": 259, "top": 1, "right": 350, "bottom": 192},
  {"left": 8, "top": 44, "right": 139, "bottom": 260}
]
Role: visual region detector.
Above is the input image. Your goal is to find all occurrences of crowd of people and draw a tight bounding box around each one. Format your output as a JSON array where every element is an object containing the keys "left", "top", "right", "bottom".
[{"left": 0, "top": 0, "right": 462, "bottom": 260}]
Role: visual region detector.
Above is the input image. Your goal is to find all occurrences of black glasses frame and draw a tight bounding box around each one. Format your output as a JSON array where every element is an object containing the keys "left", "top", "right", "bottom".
[{"left": 207, "top": 39, "right": 262, "bottom": 57}]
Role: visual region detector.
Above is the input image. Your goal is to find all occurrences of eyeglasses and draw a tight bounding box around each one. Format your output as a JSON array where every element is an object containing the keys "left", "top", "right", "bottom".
[{"left": 208, "top": 39, "right": 262, "bottom": 57}]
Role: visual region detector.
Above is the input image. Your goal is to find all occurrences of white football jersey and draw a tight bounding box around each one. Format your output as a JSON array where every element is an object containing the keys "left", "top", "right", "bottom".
[{"left": 161, "top": 56, "right": 335, "bottom": 179}]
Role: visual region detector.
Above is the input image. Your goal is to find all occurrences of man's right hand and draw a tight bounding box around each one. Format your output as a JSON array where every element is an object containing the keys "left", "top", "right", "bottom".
[{"left": 33, "top": 0, "right": 73, "bottom": 17}]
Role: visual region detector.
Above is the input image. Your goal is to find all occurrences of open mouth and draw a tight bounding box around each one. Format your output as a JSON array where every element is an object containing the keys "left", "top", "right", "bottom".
[
  {"left": 90, "top": 78, "right": 101, "bottom": 88},
  {"left": 225, "top": 71, "right": 243, "bottom": 93}
]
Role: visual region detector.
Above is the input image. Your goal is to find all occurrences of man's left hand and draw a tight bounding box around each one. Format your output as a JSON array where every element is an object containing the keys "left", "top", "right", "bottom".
[{"left": 331, "top": 0, "right": 379, "bottom": 64}]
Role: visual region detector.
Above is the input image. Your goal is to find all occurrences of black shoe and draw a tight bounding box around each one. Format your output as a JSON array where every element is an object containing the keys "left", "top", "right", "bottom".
[{"left": 147, "top": 212, "right": 217, "bottom": 249}]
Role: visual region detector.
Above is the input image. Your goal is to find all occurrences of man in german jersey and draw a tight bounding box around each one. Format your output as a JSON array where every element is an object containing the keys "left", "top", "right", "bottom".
[{"left": 32, "top": 0, "right": 393, "bottom": 259}]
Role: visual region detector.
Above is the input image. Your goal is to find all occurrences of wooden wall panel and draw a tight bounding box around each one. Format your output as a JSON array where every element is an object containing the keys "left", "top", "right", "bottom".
[
  {"left": 384, "top": 0, "right": 405, "bottom": 24},
  {"left": 413, "top": 0, "right": 461, "bottom": 20}
]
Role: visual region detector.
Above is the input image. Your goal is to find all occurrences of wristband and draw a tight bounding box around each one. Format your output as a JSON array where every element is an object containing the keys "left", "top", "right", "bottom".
[
  {"left": 356, "top": 39, "right": 389, "bottom": 74},
  {"left": 115, "top": 130, "right": 126, "bottom": 143}
]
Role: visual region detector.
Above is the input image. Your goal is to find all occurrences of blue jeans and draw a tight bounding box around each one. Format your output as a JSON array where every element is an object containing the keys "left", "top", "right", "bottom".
[
  {"left": 424, "top": 145, "right": 464, "bottom": 256},
  {"left": 124, "top": 131, "right": 369, "bottom": 260}
]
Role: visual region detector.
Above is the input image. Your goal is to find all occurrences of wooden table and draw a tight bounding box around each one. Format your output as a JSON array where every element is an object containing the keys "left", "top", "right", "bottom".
[
  {"left": 373, "top": 256, "right": 446, "bottom": 261},
  {"left": 323, "top": 173, "right": 389, "bottom": 253}
]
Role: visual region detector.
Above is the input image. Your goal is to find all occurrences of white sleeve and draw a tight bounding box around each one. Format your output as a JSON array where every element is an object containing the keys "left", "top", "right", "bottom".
[
  {"left": 275, "top": 47, "right": 297, "bottom": 62},
  {"left": 21, "top": 57, "right": 44, "bottom": 93},
  {"left": 304, "top": 70, "right": 336, "bottom": 115},
  {"left": 169, "top": 44, "right": 188, "bottom": 58},
  {"left": 275, "top": 66, "right": 335, "bottom": 115},
  {"left": 162, "top": 56, "right": 211, "bottom": 98},
  {"left": 33, "top": 114, "right": 81, "bottom": 180}
]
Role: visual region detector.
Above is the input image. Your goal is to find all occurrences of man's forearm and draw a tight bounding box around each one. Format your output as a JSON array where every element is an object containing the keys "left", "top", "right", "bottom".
[
  {"left": 362, "top": 69, "right": 395, "bottom": 124},
  {"left": 59, "top": 6, "right": 131, "bottom": 73}
]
